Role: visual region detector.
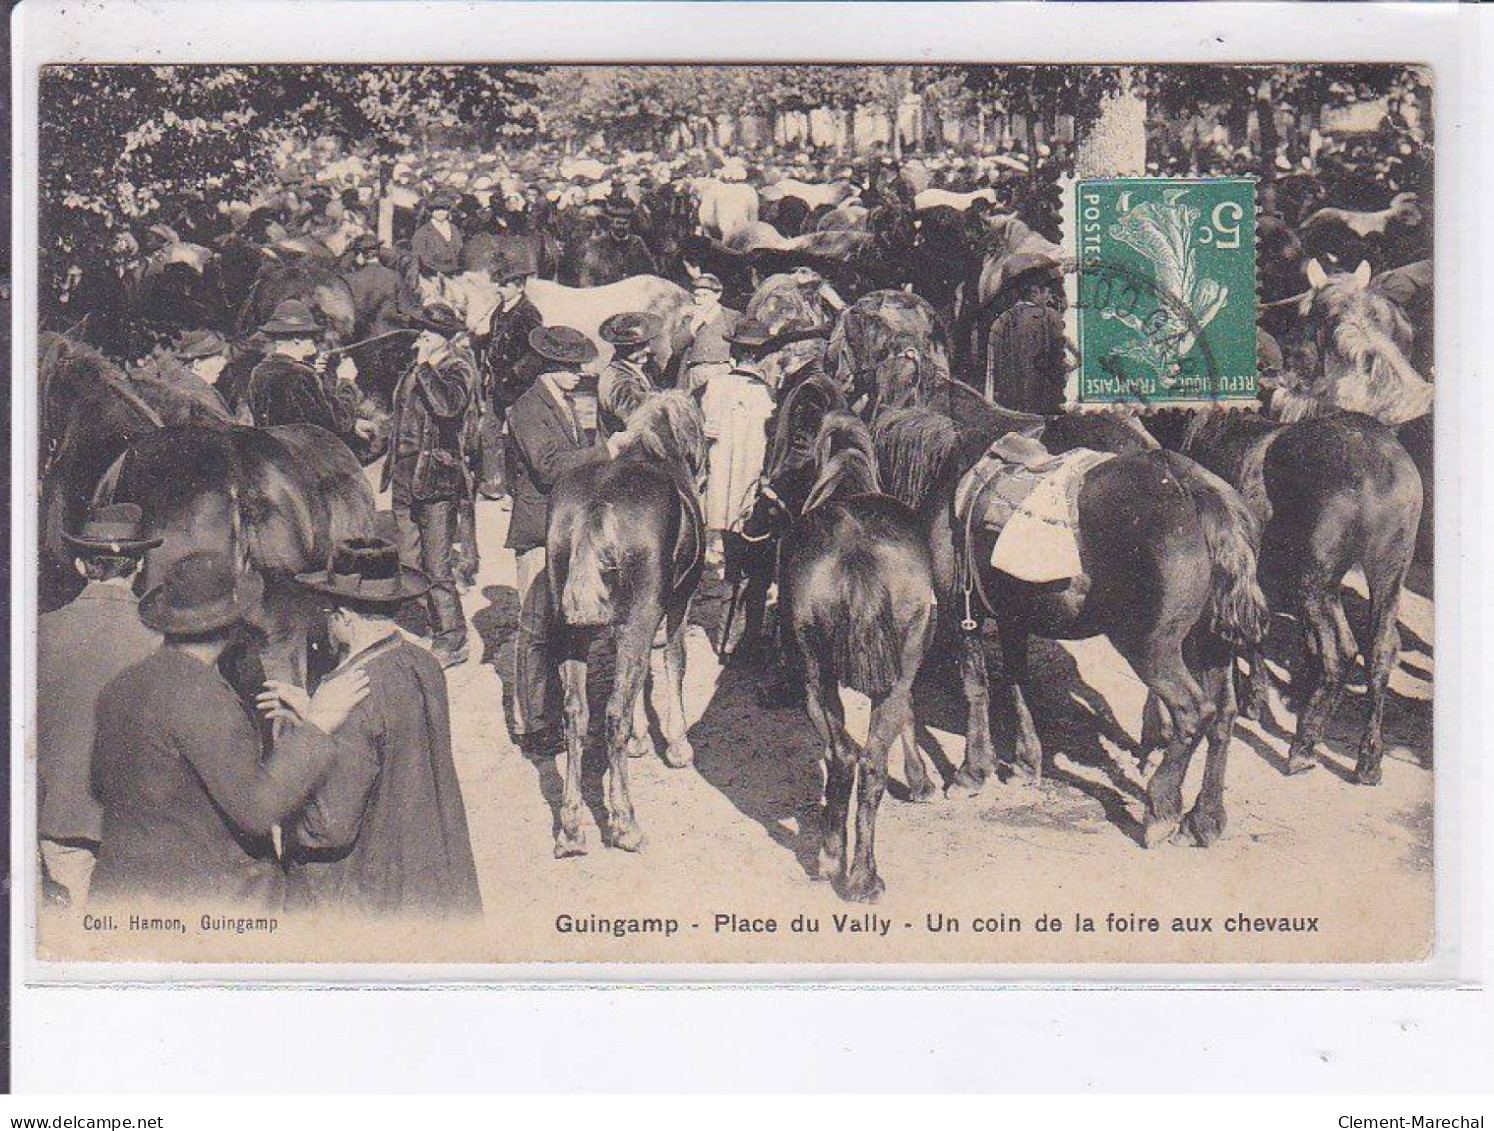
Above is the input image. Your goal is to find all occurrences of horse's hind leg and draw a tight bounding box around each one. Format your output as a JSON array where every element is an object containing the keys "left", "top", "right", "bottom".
[
  {"left": 1136, "top": 642, "right": 1210, "bottom": 848},
  {"left": 1355, "top": 558, "right": 1411, "bottom": 786},
  {"left": 1286, "top": 579, "right": 1352, "bottom": 776},
  {"left": 659, "top": 600, "right": 695, "bottom": 769},
  {"left": 947, "top": 629, "right": 998, "bottom": 798},
  {"left": 998, "top": 617, "right": 1043, "bottom": 784},
  {"left": 602, "top": 612, "right": 658, "bottom": 852},
  {"left": 555, "top": 637, "right": 590, "bottom": 859},
  {"left": 845, "top": 685, "right": 911, "bottom": 903},
  {"left": 1177, "top": 644, "right": 1236, "bottom": 848},
  {"left": 627, "top": 682, "right": 654, "bottom": 760},
  {"left": 803, "top": 655, "right": 854, "bottom": 883}
]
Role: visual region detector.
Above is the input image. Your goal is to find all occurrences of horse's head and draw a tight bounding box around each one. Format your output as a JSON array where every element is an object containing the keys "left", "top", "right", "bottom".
[
  {"left": 847, "top": 328, "right": 950, "bottom": 419},
  {"left": 1278, "top": 258, "right": 1431, "bottom": 424}
]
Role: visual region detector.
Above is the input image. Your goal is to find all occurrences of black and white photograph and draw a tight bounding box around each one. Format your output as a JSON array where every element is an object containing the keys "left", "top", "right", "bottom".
[{"left": 24, "top": 53, "right": 1436, "bottom": 966}]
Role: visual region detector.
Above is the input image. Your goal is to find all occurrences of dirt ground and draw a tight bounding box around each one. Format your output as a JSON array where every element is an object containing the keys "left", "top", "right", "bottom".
[
  {"left": 440, "top": 497, "right": 1434, "bottom": 966},
  {"left": 36, "top": 494, "right": 1433, "bottom": 969}
]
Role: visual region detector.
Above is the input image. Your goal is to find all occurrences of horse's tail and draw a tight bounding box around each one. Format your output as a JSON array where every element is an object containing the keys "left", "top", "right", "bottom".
[
  {"left": 823, "top": 544, "right": 901, "bottom": 696},
  {"left": 1161, "top": 451, "right": 1269, "bottom": 649},
  {"left": 560, "top": 502, "right": 620, "bottom": 626}
]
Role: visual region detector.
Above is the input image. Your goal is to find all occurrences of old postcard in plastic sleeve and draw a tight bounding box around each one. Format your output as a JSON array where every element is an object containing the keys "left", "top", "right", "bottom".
[{"left": 24, "top": 54, "right": 1435, "bottom": 973}]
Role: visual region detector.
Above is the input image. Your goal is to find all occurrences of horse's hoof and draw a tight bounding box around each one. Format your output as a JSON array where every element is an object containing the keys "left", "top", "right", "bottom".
[
  {"left": 606, "top": 822, "right": 647, "bottom": 853},
  {"left": 1141, "top": 816, "right": 1181, "bottom": 849},
  {"left": 945, "top": 765, "right": 990, "bottom": 799},
  {"left": 663, "top": 738, "right": 695, "bottom": 769},
  {"left": 841, "top": 871, "right": 885, "bottom": 904},
  {"left": 814, "top": 848, "right": 841, "bottom": 882},
  {"left": 1352, "top": 763, "right": 1383, "bottom": 787},
  {"left": 905, "top": 781, "right": 939, "bottom": 805},
  {"left": 554, "top": 831, "right": 588, "bottom": 859},
  {"left": 626, "top": 734, "right": 654, "bottom": 760},
  {"left": 1285, "top": 751, "right": 1319, "bottom": 776},
  {"left": 1176, "top": 807, "right": 1226, "bottom": 848}
]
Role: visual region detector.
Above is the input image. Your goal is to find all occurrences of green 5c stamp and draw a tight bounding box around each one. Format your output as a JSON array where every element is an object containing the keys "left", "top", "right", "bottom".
[{"left": 1075, "top": 178, "right": 1256, "bottom": 407}]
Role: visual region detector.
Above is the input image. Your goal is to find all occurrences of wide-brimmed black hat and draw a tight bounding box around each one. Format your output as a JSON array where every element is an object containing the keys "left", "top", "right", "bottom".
[
  {"left": 138, "top": 550, "right": 264, "bottom": 636},
  {"left": 258, "top": 298, "right": 321, "bottom": 337},
  {"left": 725, "top": 319, "right": 775, "bottom": 351},
  {"left": 528, "top": 325, "right": 598, "bottom": 367},
  {"left": 61, "top": 502, "right": 164, "bottom": 555},
  {"left": 407, "top": 300, "right": 465, "bottom": 337},
  {"left": 599, "top": 311, "right": 662, "bottom": 348},
  {"left": 494, "top": 257, "right": 535, "bottom": 286},
  {"left": 295, "top": 536, "right": 430, "bottom": 605}
]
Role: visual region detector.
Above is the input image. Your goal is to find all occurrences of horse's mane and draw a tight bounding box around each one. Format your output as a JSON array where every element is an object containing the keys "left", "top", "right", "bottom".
[
  {"left": 764, "top": 370, "right": 845, "bottom": 480},
  {"left": 629, "top": 390, "right": 709, "bottom": 485},
  {"left": 600, "top": 364, "right": 654, "bottom": 429},
  {"left": 1181, "top": 407, "right": 1279, "bottom": 457},
  {"left": 872, "top": 407, "right": 962, "bottom": 513},
  {"left": 39, "top": 332, "right": 163, "bottom": 444},
  {"left": 1292, "top": 275, "right": 1431, "bottom": 423},
  {"left": 813, "top": 410, "right": 877, "bottom": 469},
  {"left": 805, "top": 448, "right": 880, "bottom": 512}
]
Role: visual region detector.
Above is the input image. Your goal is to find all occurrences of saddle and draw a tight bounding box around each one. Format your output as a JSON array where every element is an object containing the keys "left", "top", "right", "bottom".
[{"left": 954, "top": 435, "right": 1113, "bottom": 587}]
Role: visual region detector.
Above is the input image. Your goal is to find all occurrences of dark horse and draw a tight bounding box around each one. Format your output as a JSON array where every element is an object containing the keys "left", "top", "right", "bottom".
[
  {"left": 39, "top": 333, "right": 164, "bottom": 611},
  {"left": 95, "top": 423, "right": 376, "bottom": 689},
  {"left": 546, "top": 391, "right": 709, "bottom": 857},
  {"left": 874, "top": 407, "right": 1269, "bottom": 848},
  {"left": 756, "top": 412, "right": 938, "bottom": 902},
  {"left": 1181, "top": 410, "right": 1423, "bottom": 785}
]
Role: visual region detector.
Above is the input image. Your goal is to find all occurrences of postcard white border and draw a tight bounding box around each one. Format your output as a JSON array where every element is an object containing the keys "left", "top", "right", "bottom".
[{"left": 9, "top": 0, "right": 1490, "bottom": 1090}]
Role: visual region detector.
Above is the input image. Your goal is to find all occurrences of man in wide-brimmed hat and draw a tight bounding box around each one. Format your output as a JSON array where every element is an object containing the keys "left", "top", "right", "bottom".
[
  {"left": 984, "top": 252, "right": 1066, "bottom": 415},
  {"left": 701, "top": 319, "right": 778, "bottom": 549},
  {"left": 89, "top": 550, "right": 369, "bottom": 910},
  {"left": 37, "top": 504, "right": 163, "bottom": 906},
  {"left": 381, "top": 301, "right": 482, "bottom": 668},
  {"left": 596, "top": 311, "right": 662, "bottom": 438},
  {"left": 504, "top": 325, "right": 643, "bottom": 754},
  {"left": 264, "top": 533, "right": 482, "bottom": 918},
  {"left": 246, "top": 298, "right": 363, "bottom": 442}
]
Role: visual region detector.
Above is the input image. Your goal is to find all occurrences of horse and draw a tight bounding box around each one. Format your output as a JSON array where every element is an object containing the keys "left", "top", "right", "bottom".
[
  {"left": 546, "top": 391, "right": 709, "bottom": 857},
  {"left": 1271, "top": 259, "right": 1432, "bottom": 427},
  {"left": 727, "top": 369, "right": 852, "bottom": 662},
  {"left": 98, "top": 423, "right": 376, "bottom": 690},
  {"left": 775, "top": 412, "right": 938, "bottom": 901},
  {"left": 873, "top": 407, "right": 1269, "bottom": 848},
  {"left": 1180, "top": 411, "right": 1423, "bottom": 785},
  {"left": 526, "top": 276, "right": 694, "bottom": 375},
  {"left": 915, "top": 187, "right": 998, "bottom": 212},
  {"left": 690, "top": 177, "right": 760, "bottom": 245},
  {"left": 759, "top": 178, "right": 856, "bottom": 212},
  {"left": 827, "top": 289, "right": 952, "bottom": 418},
  {"left": 38, "top": 334, "right": 166, "bottom": 611},
  {"left": 236, "top": 259, "right": 357, "bottom": 342}
]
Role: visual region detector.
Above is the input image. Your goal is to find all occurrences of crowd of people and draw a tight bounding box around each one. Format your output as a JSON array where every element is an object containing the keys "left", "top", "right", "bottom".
[{"left": 37, "top": 95, "right": 1432, "bottom": 919}]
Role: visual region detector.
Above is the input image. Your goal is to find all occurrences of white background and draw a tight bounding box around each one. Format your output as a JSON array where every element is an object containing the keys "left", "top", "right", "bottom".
[{"left": 9, "top": 0, "right": 1491, "bottom": 1092}]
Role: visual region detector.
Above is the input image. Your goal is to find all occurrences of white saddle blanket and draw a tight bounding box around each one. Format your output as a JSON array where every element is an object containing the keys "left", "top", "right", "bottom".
[{"left": 991, "top": 449, "right": 1114, "bottom": 583}]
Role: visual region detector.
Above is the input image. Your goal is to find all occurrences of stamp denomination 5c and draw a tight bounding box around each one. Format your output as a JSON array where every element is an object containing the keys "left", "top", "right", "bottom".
[{"left": 1076, "top": 177, "right": 1257, "bottom": 408}]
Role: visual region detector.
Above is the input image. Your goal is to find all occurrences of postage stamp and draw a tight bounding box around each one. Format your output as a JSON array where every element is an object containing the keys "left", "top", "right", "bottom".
[{"left": 1075, "top": 178, "right": 1258, "bottom": 408}]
